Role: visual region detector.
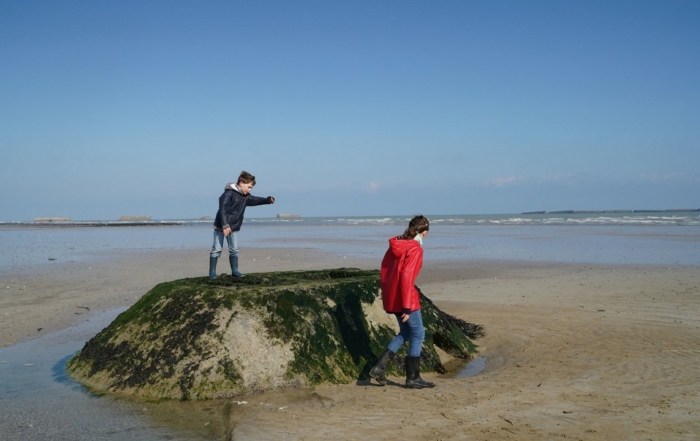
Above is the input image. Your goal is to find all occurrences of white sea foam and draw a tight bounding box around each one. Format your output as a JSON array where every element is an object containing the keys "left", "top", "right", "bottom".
[{"left": 3, "top": 211, "right": 698, "bottom": 227}]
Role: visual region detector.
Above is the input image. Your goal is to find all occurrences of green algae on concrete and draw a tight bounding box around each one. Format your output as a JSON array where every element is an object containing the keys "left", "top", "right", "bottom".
[{"left": 67, "top": 268, "right": 482, "bottom": 400}]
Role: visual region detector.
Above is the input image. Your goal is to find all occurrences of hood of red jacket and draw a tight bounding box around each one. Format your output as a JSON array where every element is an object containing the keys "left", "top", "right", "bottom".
[{"left": 387, "top": 236, "right": 420, "bottom": 257}]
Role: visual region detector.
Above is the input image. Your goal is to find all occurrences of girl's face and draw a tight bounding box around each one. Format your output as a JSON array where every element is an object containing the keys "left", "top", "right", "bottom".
[
  {"left": 239, "top": 182, "right": 254, "bottom": 195},
  {"left": 420, "top": 230, "right": 428, "bottom": 239}
]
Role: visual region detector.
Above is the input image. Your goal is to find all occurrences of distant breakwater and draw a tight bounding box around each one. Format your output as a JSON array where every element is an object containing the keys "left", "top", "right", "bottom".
[
  {"left": 4, "top": 220, "right": 196, "bottom": 228},
  {"left": 522, "top": 208, "right": 699, "bottom": 214}
]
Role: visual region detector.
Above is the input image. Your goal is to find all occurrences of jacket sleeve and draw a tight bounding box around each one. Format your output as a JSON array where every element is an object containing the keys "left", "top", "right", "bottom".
[
  {"left": 245, "top": 195, "right": 272, "bottom": 207},
  {"left": 399, "top": 247, "right": 423, "bottom": 313}
]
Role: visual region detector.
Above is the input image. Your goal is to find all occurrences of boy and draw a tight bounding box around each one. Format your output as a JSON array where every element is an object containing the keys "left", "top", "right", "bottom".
[{"left": 209, "top": 171, "right": 275, "bottom": 278}]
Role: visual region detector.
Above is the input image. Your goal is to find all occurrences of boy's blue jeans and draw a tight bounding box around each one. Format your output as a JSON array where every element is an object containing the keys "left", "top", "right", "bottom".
[
  {"left": 210, "top": 229, "right": 239, "bottom": 258},
  {"left": 387, "top": 310, "right": 425, "bottom": 357}
]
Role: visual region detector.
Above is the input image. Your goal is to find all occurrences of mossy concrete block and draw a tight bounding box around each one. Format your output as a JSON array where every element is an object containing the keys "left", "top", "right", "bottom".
[{"left": 67, "top": 268, "right": 482, "bottom": 400}]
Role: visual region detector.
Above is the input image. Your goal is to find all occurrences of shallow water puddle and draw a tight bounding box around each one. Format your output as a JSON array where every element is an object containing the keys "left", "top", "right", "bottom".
[
  {"left": 454, "top": 357, "right": 486, "bottom": 378},
  {"left": 0, "top": 308, "right": 220, "bottom": 441}
]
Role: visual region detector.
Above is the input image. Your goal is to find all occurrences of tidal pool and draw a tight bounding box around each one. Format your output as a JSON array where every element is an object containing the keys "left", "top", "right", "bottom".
[{"left": 455, "top": 357, "right": 486, "bottom": 378}]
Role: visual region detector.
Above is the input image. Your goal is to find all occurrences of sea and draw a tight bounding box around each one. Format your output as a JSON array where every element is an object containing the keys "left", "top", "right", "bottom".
[
  {"left": 1, "top": 211, "right": 699, "bottom": 440},
  {"left": 1, "top": 211, "right": 700, "bottom": 271}
]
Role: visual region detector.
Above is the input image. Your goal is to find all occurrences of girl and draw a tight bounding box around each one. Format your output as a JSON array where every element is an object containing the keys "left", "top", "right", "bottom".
[{"left": 370, "top": 215, "right": 434, "bottom": 389}]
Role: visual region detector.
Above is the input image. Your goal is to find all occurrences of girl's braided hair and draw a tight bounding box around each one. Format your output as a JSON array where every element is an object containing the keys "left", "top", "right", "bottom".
[{"left": 399, "top": 215, "right": 430, "bottom": 240}]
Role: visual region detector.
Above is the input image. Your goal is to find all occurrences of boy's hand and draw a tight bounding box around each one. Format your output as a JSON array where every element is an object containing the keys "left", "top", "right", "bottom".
[
  {"left": 223, "top": 227, "right": 232, "bottom": 236},
  {"left": 267, "top": 196, "right": 275, "bottom": 203}
]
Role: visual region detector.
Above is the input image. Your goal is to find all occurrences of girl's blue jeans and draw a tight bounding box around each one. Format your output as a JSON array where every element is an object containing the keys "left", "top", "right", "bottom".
[
  {"left": 210, "top": 229, "right": 239, "bottom": 257},
  {"left": 387, "top": 309, "right": 425, "bottom": 357}
]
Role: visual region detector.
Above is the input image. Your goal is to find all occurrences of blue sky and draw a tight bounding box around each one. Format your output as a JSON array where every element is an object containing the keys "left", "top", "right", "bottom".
[{"left": 1, "top": 0, "right": 698, "bottom": 220}]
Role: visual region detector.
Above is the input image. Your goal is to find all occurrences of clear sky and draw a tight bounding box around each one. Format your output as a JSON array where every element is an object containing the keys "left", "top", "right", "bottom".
[{"left": 1, "top": 0, "right": 698, "bottom": 220}]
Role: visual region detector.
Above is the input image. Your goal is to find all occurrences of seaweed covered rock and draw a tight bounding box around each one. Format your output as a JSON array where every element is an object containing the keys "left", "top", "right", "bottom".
[{"left": 67, "top": 269, "right": 482, "bottom": 399}]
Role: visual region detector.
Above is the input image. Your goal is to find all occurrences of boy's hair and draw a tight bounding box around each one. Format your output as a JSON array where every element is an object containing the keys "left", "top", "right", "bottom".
[{"left": 237, "top": 171, "right": 256, "bottom": 186}]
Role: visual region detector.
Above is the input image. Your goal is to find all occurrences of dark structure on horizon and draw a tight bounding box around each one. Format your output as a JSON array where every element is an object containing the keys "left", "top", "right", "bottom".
[{"left": 522, "top": 209, "right": 699, "bottom": 215}]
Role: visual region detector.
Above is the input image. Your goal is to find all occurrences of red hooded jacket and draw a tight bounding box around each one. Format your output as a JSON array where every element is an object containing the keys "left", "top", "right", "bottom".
[{"left": 380, "top": 236, "right": 423, "bottom": 314}]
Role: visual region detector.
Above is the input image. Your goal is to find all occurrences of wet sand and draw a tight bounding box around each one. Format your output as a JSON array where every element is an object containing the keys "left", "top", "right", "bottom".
[{"left": 1, "top": 249, "right": 699, "bottom": 440}]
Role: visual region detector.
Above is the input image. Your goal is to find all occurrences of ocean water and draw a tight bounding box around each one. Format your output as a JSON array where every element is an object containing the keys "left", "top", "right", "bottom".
[{"left": 1, "top": 212, "right": 699, "bottom": 272}]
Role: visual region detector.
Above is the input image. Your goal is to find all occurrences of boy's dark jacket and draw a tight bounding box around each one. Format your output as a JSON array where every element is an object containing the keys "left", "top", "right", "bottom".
[{"left": 214, "top": 182, "right": 272, "bottom": 232}]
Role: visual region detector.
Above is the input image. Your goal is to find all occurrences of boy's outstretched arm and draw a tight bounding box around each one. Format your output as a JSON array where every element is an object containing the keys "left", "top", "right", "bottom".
[{"left": 246, "top": 195, "right": 275, "bottom": 206}]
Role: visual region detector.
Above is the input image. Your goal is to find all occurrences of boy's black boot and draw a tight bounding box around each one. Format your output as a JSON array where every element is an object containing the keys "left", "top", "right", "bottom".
[
  {"left": 229, "top": 255, "right": 245, "bottom": 278},
  {"left": 369, "top": 349, "right": 394, "bottom": 386},
  {"left": 209, "top": 256, "right": 218, "bottom": 279},
  {"left": 405, "top": 356, "right": 435, "bottom": 389}
]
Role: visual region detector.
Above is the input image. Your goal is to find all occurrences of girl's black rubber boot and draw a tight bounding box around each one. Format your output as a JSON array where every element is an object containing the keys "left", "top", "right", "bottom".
[
  {"left": 405, "top": 356, "right": 435, "bottom": 389},
  {"left": 369, "top": 349, "right": 394, "bottom": 386}
]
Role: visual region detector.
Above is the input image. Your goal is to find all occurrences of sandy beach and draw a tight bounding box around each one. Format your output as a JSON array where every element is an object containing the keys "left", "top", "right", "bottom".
[{"left": 1, "top": 248, "right": 699, "bottom": 440}]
